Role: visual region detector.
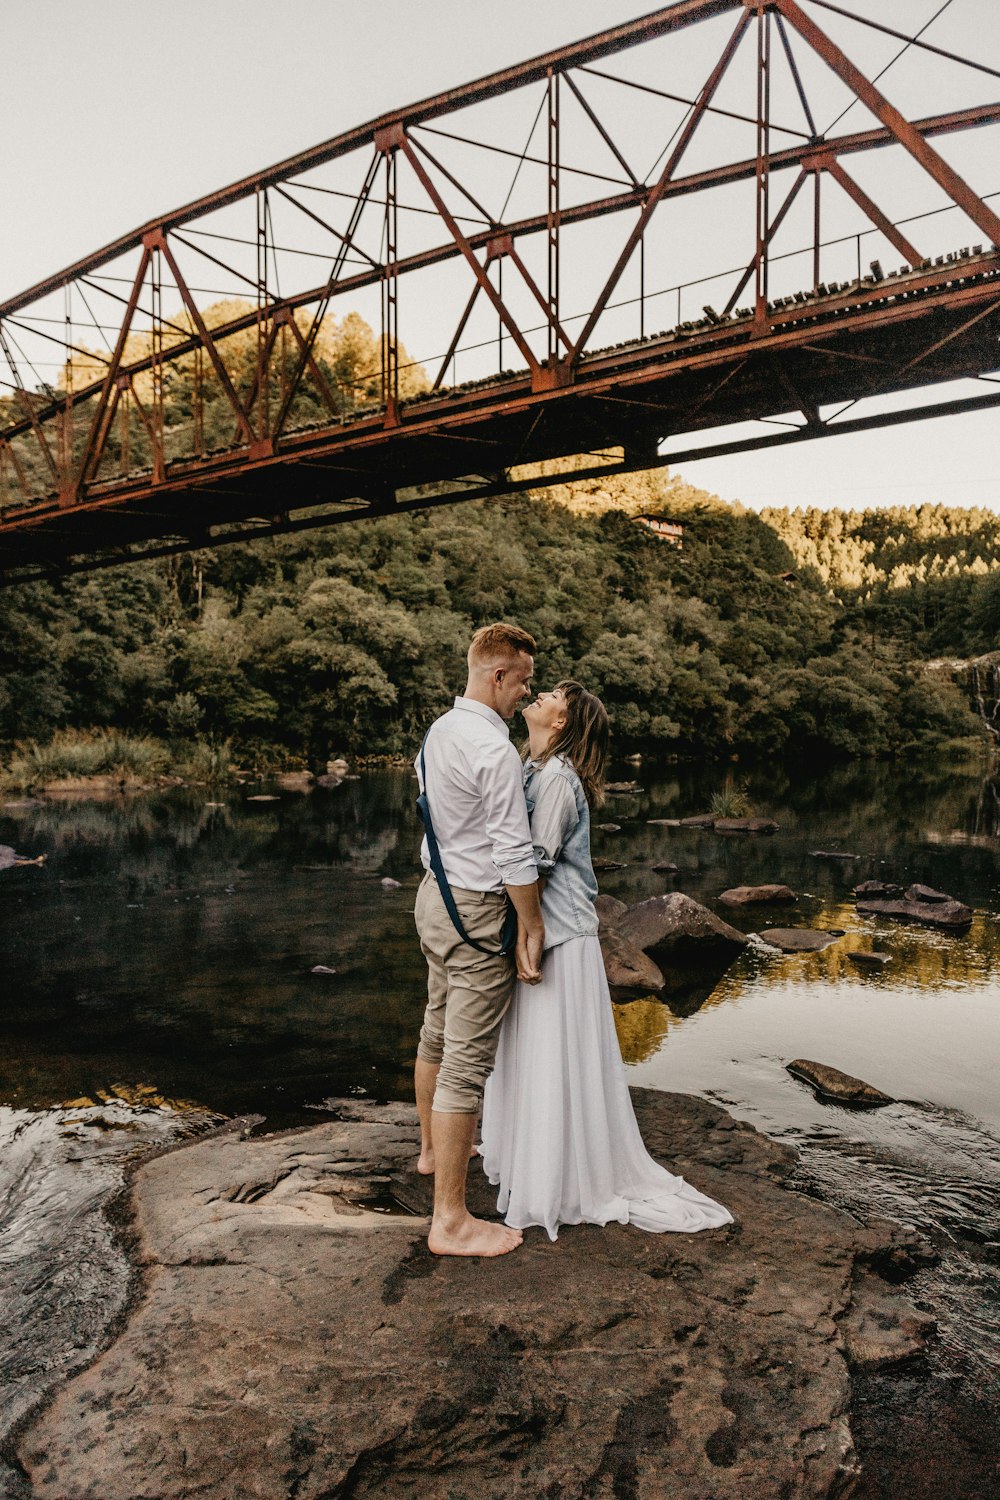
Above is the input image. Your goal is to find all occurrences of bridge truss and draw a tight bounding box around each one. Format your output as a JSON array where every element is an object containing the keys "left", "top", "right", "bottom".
[{"left": 1, "top": 0, "right": 999, "bottom": 582}]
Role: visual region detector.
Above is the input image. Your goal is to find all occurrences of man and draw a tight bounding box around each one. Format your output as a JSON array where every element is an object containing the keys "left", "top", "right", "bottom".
[{"left": 413, "top": 622, "right": 545, "bottom": 1257}]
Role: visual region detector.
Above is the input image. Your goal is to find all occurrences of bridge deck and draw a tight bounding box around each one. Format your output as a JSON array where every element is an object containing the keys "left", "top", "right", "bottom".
[{"left": 2, "top": 246, "right": 998, "bottom": 581}]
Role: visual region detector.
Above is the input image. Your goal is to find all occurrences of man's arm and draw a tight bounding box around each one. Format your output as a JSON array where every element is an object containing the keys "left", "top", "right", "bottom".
[
  {"left": 477, "top": 741, "right": 544, "bottom": 981},
  {"left": 505, "top": 879, "right": 544, "bottom": 984}
]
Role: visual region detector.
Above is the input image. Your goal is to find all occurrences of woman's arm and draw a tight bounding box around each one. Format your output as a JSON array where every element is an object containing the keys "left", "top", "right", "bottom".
[{"left": 528, "top": 770, "right": 579, "bottom": 881}]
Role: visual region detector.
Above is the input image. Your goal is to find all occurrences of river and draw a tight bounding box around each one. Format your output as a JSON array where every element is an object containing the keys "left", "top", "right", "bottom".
[{"left": 1, "top": 755, "right": 998, "bottom": 1492}]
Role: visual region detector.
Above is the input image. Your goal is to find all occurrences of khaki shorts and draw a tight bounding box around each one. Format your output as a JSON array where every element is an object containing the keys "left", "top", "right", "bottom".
[{"left": 414, "top": 872, "right": 516, "bottom": 1114}]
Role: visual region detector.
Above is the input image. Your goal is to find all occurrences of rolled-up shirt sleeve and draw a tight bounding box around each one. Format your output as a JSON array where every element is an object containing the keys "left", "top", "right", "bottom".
[
  {"left": 478, "top": 743, "right": 538, "bottom": 886},
  {"left": 529, "top": 772, "right": 579, "bottom": 876}
]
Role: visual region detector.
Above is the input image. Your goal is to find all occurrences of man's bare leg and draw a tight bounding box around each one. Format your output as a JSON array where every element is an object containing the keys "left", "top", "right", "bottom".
[
  {"left": 414, "top": 1057, "right": 439, "bottom": 1175},
  {"left": 415, "top": 1059, "right": 480, "bottom": 1174},
  {"left": 427, "top": 1110, "right": 523, "bottom": 1257}
]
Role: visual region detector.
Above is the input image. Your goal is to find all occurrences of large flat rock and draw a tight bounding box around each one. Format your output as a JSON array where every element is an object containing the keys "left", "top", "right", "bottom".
[{"left": 19, "top": 1092, "right": 929, "bottom": 1500}]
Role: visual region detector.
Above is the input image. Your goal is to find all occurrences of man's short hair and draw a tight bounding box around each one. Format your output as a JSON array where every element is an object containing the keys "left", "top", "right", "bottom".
[{"left": 468, "top": 622, "right": 537, "bottom": 667}]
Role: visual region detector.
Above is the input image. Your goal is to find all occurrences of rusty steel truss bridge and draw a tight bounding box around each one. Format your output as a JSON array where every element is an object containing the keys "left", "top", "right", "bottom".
[{"left": 1, "top": 0, "right": 999, "bottom": 584}]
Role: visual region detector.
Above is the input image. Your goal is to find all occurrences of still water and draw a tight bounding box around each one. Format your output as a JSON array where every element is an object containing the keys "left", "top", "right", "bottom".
[
  {"left": 3, "top": 759, "right": 998, "bottom": 1125},
  {"left": 1, "top": 756, "right": 999, "bottom": 1475}
]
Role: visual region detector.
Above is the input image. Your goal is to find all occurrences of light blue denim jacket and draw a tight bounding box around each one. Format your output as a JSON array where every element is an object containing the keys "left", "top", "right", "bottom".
[{"left": 524, "top": 754, "right": 599, "bottom": 951}]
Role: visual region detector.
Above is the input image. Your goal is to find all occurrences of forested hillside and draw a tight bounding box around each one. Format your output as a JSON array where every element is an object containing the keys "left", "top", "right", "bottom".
[{"left": 1, "top": 475, "right": 995, "bottom": 771}]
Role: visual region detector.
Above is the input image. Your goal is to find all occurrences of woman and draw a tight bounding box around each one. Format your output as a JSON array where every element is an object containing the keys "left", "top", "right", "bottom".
[{"left": 480, "top": 680, "right": 733, "bottom": 1242}]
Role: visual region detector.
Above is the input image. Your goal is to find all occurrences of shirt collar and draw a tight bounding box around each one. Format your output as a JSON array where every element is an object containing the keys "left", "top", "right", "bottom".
[{"left": 453, "top": 696, "right": 511, "bottom": 738}]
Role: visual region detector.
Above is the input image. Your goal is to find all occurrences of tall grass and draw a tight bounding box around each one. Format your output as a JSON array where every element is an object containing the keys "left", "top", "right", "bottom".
[
  {"left": 709, "top": 780, "right": 754, "bottom": 819},
  {"left": 173, "top": 739, "right": 234, "bottom": 784},
  {"left": 2, "top": 729, "right": 169, "bottom": 792}
]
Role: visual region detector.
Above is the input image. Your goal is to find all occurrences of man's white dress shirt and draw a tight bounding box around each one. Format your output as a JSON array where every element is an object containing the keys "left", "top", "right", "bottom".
[{"left": 417, "top": 697, "right": 537, "bottom": 892}]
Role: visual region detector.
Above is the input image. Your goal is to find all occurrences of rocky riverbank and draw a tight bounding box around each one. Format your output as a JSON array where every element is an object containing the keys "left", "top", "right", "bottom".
[{"left": 11, "top": 1090, "right": 960, "bottom": 1500}]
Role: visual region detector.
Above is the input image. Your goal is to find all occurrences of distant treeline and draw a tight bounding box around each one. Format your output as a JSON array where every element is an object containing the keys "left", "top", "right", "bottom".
[
  {"left": 1, "top": 471, "right": 996, "bottom": 769},
  {"left": 763, "top": 502, "right": 1000, "bottom": 655}
]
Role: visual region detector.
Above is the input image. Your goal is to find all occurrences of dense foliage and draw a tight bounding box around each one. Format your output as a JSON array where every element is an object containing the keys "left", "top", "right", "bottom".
[{"left": 1, "top": 475, "right": 994, "bottom": 771}]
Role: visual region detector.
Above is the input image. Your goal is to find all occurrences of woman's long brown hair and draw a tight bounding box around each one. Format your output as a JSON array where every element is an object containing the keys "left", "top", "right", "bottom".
[{"left": 535, "top": 679, "right": 610, "bottom": 808}]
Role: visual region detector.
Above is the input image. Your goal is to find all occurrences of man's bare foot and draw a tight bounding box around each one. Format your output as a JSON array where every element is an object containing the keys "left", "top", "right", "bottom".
[
  {"left": 427, "top": 1213, "right": 523, "bottom": 1257},
  {"left": 416, "top": 1142, "right": 480, "bottom": 1176}
]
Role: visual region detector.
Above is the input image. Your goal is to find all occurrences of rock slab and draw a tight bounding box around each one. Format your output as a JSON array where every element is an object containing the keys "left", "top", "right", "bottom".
[
  {"left": 712, "top": 817, "right": 779, "bottom": 835},
  {"left": 18, "top": 1091, "right": 930, "bottom": 1500}
]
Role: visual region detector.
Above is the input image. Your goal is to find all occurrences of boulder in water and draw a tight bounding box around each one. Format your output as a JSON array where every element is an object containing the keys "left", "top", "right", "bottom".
[
  {"left": 855, "top": 880, "right": 905, "bottom": 899},
  {"left": 846, "top": 950, "right": 892, "bottom": 969},
  {"left": 757, "top": 929, "right": 841, "bottom": 953},
  {"left": 599, "top": 927, "right": 665, "bottom": 997},
  {"left": 594, "top": 894, "right": 628, "bottom": 929},
  {"left": 856, "top": 883, "right": 972, "bottom": 931},
  {"left": 617, "top": 892, "right": 748, "bottom": 958},
  {"left": 786, "top": 1059, "right": 894, "bottom": 1108},
  {"left": 719, "top": 884, "right": 796, "bottom": 907}
]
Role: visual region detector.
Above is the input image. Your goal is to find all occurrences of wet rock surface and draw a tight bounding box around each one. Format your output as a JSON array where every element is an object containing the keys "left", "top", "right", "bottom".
[{"left": 18, "top": 1091, "right": 937, "bottom": 1500}]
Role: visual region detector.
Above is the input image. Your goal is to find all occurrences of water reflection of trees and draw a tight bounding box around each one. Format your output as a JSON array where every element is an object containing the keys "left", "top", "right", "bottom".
[
  {"left": 612, "top": 1000, "right": 674, "bottom": 1064},
  {"left": 0, "top": 774, "right": 421, "bottom": 897},
  {"left": 669, "top": 908, "right": 1000, "bottom": 1023}
]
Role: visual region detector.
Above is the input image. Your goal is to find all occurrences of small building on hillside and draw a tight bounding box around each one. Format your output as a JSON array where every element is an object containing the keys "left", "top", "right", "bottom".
[{"left": 633, "top": 515, "right": 684, "bottom": 547}]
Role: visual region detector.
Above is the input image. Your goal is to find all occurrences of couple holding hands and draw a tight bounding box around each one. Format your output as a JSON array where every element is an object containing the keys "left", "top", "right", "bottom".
[{"left": 413, "top": 622, "right": 732, "bottom": 1257}]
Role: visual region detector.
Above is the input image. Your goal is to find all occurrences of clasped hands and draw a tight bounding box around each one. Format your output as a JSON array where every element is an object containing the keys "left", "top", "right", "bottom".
[{"left": 515, "top": 921, "right": 544, "bottom": 985}]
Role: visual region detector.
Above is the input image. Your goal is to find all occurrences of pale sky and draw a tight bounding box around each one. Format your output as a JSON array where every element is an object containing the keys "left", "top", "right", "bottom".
[{"left": 3, "top": 0, "right": 999, "bottom": 513}]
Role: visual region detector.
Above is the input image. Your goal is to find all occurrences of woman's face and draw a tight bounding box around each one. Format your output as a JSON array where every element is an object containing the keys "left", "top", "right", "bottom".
[{"left": 523, "top": 686, "right": 568, "bottom": 742}]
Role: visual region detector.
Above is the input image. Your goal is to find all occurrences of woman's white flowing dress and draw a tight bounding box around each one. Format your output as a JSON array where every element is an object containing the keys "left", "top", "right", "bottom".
[{"left": 480, "top": 934, "right": 733, "bottom": 1242}]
